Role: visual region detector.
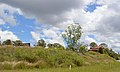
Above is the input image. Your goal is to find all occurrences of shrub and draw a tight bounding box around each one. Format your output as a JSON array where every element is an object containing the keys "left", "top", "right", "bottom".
[
  {"left": 0, "top": 62, "right": 13, "bottom": 70},
  {"left": 13, "top": 61, "right": 31, "bottom": 69},
  {"left": 33, "top": 61, "right": 48, "bottom": 69}
]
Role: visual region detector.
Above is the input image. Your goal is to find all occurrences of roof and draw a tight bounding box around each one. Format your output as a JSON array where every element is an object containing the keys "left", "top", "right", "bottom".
[{"left": 89, "top": 46, "right": 102, "bottom": 51}]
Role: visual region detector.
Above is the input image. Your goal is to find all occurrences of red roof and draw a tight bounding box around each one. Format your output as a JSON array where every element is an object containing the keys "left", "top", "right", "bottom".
[{"left": 89, "top": 46, "right": 102, "bottom": 51}]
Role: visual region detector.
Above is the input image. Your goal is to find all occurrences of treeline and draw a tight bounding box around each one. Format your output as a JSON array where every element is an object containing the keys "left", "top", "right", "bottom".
[
  {"left": 0, "top": 39, "right": 64, "bottom": 49},
  {"left": 0, "top": 39, "right": 27, "bottom": 46}
]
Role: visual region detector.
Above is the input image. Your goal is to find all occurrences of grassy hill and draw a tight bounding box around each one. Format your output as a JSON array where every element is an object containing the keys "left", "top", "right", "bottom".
[
  {"left": 2, "top": 63, "right": 120, "bottom": 72},
  {"left": 0, "top": 46, "right": 117, "bottom": 70}
]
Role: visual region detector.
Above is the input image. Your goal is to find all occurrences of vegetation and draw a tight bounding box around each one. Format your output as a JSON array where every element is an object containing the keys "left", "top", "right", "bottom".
[
  {"left": 0, "top": 24, "right": 120, "bottom": 71},
  {"left": 47, "top": 43, "right": 64, "bottom": 49},
  {"left": 62, "top": 24, "right": 82, "bottom": 51},
  {"left": 13, "top": 40, "right": 23, "bottom": 46},
  {"left": 36, "top": 39, "right": 46, "bottom": 47},
  {"left": 90, "top": 42, "right": 97, "bottom": 48},
  {"left": 2, "top": 39, "right": 13, "bottom": 45},
  {"left": 99, "top": 43, "right": 108, "bottom": 48},
  {"left": 0, "top": 46, "right": 116, "bottom": 70},
  {"left": 0, "top": 47, "right": 84, "bottom": 70},
  {"left": 2, "top": 62, "right": 120, "bottom": 72}
]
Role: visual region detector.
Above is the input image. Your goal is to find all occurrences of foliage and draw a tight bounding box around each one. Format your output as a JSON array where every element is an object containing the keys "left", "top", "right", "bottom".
[
  {"left": 14, "top": 61, "right": 32, "bottom": 69},
  {"left": 62, "top": 24, "right": 82, "bottom": 51},
  {"left": 89, "top": 42, "right": 97, "bottom": 48},
  {"left": 0, "top": 47, "right": 84, "bottom": 69},
  {"left": 37, "top": 39, "right": 46, "bottom": 47},
  {"left": 47, "top": 44, "right": 54, "bottom": 48},
  {"left": 98, "top": 48, "right": 119, "bottom": 60},
  {"left": 98, "top": 48, "right": 104, "bottom": 54},
  {"left": 2, "top": 62, "right": 120, "bottom": 72},
  {"left": 0, "top": 62, "right": 13, "bottom": 70},
  {"left": 79, "top": 46, "right": 87, "bottom": 54},
  {"left": 47, "top": 43, "right": 64, "bottom": 49},
  {"left": 13, "top": 40, "right": 23, "bottom": 46},
  {"left": 99, "top": 43, "right": 108, "bottom": 48},
  {"left": 2, "top": 39, "right": 13, "bottom": 45}
]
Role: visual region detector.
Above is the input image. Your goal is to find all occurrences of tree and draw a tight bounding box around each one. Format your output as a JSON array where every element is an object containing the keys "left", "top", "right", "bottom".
[
  {"left": 98, "top": 48, "right": 104, "bottom": 54},
  {"left": 62, "top": 23, "right": 82, "bottom": 51},
  {"left": 13, "top": 40, "right": 23, "bottom": 46},
  {"left": 99, "top": 43, "right": 108, "bottom": 48},
  {"left": 54, "top": 43, "right": 64, "bottom": 48},
  {"left": 2, "top": 39, "right": 13, "bottom": 45},
  {"left": 90, "top": 42, "right": 97, "bottom": 48},
  {"left": 47, "top": 43, "right": 64, "bottom": 49},
  {"left": 37, "top": 39, "right": 46, "bottom": 47},
  {"left": 79, "top": 46, "right": 87, "bottom": 54},
  {"left": 47, "top": 44, "right": 54, "bottom": 48}
]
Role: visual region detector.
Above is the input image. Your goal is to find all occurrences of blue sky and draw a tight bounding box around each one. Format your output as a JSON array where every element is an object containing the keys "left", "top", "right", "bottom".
[
  {"left": 85, "top": 2, "right": 102, "bottom": 12},
  {"left": 0, "top": 13, "right": 36, "bottom": 42}
]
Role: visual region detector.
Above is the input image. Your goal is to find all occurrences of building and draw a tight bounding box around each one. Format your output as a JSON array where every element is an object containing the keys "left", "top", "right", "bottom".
[
  {"left": 23, "top": 43, "right": 30, "bottom": 47},
  {"left": 89, "top": 46, "right": 103, "bottom": 52}
]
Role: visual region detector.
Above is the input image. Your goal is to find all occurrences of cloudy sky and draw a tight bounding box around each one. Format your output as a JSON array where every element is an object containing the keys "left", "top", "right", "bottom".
[{"left": 0, "top": 0, "right": 120, "bottom": 52}]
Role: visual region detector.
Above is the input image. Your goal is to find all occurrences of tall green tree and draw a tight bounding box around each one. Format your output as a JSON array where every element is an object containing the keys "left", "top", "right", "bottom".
[
  {"left": 62, "top": 23, "right": 82, "bottom": 51},
  {"left": 90, "top": 42, "right": 97, "bottom": 48}
]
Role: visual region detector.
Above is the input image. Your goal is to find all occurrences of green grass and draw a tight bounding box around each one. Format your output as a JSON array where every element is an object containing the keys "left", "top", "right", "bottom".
[
  {"left": 1, "top": 62, "right": 120, "bottom": 72},
  {"left": 0, "top": 46, "right": 118, "bottom": 71}
]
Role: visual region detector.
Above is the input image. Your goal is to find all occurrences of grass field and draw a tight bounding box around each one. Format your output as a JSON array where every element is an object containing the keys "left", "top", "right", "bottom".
[{"left": 1, "top": 62, "right": 120, "bottom": 72}]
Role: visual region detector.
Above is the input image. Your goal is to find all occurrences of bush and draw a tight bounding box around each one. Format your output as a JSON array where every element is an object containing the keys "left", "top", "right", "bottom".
[
  {"left": 13, "top": 61, "right": 31, "bottom": 69},
  {"left": 0, "top": 62, "right": 13, "bottom": 70},
  {"left": 33, "top": 61, "right": 48, "bottom": 68}
]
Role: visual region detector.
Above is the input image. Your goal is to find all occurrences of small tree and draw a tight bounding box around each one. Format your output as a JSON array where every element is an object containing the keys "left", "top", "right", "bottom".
[
  {"left": 79, "top": 46, "right": 87, "bottom": 54},
  {"left": 98, "top": 48, "right": 104, "bottom": 54},
  {"left": 99, "top": 43, "right": 108, "bottom": 48},
  {"left": 90, "top": 42, "right": 97, "bottom": 48},
  {"left": 2, "top": 39, "right": 13, "bottom": 45},
  {"left": 53, "top": 43, "right": 64, "bottom": 48},
  {"left": 47, "top": 43, "right": 64, "bottom": 49},
  {"left": 62, "top": 23, "right": 82, "bottom": 51},
  {"left": 37, "top": 39, "right": 46, "bottom": 47},
  {"left": 13, "top": 40, "right": 23, "bottom": 46},
  {"left": 47, "top": 44, "right": 54, "bottom": 48}
]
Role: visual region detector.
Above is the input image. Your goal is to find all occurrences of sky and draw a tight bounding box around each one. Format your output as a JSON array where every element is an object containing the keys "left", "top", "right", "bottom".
[{"left": 0, "top": 0, "right": 120, "bottom": 52}]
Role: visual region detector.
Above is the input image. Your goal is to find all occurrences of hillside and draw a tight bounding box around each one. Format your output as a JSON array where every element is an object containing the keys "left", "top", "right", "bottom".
[{"left": 0, "top": 46, "right": 116, "bottom": 70}]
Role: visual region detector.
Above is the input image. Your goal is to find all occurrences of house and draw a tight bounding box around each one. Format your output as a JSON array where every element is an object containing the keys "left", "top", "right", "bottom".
[
  {"left": 23, "top": 43, "right": 30, "bottom": 47},
  {"left": 89, "top": 46, "right": 103, "bottom": 52}
]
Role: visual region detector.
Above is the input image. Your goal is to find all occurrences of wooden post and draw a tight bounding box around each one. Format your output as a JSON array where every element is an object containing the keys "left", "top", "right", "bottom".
[{"left": 69, "top": 65, "right": 71, "bottom": 70}]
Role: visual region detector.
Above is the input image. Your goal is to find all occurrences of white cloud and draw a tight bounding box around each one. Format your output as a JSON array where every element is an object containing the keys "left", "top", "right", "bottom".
[
  {"left": 30, "top": 31, "right": 40, "bottom": 41},
  {"left": 0, "top": 4, "right": 22, "bottom": 25},
  {"left": 81, "top": 0, "right": 120, "bottom": 52},
  {"left": 0, "top": 18, "right": 5, "bottom": 25},
  {"left": 0, "top": 29, "right": 19, "bottom": 41},
  {"left": 31, "top": 27, "right": 64, "bottom": 46}
]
